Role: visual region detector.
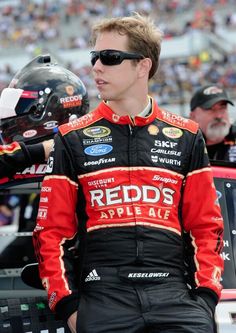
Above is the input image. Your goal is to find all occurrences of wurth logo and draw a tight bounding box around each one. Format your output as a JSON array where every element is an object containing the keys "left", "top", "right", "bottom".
[{"left": 85, "top": 269, "right": 101, "bottom": 282}]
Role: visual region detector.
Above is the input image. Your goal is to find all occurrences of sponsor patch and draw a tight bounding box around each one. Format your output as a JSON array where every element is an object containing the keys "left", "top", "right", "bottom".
[
  {"left": 37, "top": 208, "right": 48, "bottom": 219},
  {"left": 83, "top": 136, "right": 112, "bottom": 145},
  {"left": 162, "top": 127, "right": 183, "bottom": 139},
  {"left": 112, "top": 114, "right": 120, "bottom": 122},
  {"left": 84, "top": 144, "right": 113, "bottom": 156},
  {"left": 83, "top": 126, "right": 111, "bottom": 138},
  {"left": 43, "top": 121, "right": 58, "bottom": 129},
  {"left": 127, "top": 272, "right": 169, "bottom": 279},
  {"left": 84, "top": 157, "right": 115, "bottom": 166},
  {"left": 85, "top": 269, "right": 101, "bottom": 282},
  {"left": 60, "top": 94, "right": 82, "bottom": 108},
  {"left": 148, "top": 124, "right": 159, "bottom": 135},
  {"left": 45, "top": 156, "right": 54, "bottom": 173},
  {"left": 65, "top": 85, "right": 74, "bottom": 95},
  {"left": 23, "top": 129, "right": 37, "bottom": 138}
]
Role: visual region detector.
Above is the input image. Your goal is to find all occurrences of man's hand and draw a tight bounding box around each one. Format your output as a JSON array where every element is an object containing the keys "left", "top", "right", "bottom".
[
  {"left": 67, "top": 311, "right": 77, "bottom": 333},
  {"left": 42, "top": 139, "right": 54, "bottom": 160}
]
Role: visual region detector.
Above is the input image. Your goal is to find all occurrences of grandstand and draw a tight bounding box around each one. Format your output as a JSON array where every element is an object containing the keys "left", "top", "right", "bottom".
[{"left": 0, "top": 0, "right": 236, "bottom": 118}]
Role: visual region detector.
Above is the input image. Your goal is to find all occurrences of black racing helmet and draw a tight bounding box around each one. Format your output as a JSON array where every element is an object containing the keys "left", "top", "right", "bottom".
[{"left": 0, "top": 54, "right": 89, "bottom": 144}]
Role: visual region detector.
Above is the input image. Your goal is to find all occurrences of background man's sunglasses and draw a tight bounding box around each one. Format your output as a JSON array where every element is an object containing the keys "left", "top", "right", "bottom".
[{"left": 90, "top": 49, "right": 144, "bottom": 66}]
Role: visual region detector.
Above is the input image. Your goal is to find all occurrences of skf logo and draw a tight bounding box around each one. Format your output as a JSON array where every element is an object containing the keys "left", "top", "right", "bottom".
[{"left": 65, "top": 85, "right": 74, "bottom": 95}]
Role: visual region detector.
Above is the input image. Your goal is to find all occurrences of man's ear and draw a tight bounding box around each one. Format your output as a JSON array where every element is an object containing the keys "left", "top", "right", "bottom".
[
  {"left": 138, "top": 58, "right": 152, "bottom": 78},
  {"left": 189, "top": 111, "right": 195, "bottom": 120}
]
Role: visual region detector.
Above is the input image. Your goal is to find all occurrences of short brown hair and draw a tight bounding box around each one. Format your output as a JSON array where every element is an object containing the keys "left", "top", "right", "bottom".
[{"left": 90, "top": 13, "right": 163, "bottom": 79}]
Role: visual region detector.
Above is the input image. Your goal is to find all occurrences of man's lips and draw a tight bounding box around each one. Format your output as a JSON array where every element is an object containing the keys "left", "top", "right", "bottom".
[
  {"left": 95, "top": 79, "right": 108, "bottom": 87},
  {"left": 211, "top": 121, "right": 227, "bottom": 128}
]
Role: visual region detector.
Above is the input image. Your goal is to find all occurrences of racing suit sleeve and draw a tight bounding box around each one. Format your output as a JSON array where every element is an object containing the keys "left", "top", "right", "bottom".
[
  {"left": 181, "top": 129, "right": 224, "bottom": 314},
  {"left": 0, "top": 141, "right": 45, "bottom": 178},
  {"left": 33, "top": 132, "right": 79, "bottom": 321}
]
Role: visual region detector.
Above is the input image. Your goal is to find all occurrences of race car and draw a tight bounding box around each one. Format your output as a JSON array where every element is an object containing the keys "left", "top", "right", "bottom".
[{"left": 211, "top": 161, "right": 236, "bottom": 333}]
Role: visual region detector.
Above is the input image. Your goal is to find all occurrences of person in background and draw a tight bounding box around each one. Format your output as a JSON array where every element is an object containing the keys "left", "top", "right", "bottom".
[
  {"left": 190, "top": 84, "right": 235, "bottom": 161},
  {"left": 0, "top": 140, "right": 53, "bottom": 178},
  {"left": 33, "top": 13, "right": 223, "bottom": 333},
  {"left": 0, "top": 54, "right": 89, "bottom": 178}
]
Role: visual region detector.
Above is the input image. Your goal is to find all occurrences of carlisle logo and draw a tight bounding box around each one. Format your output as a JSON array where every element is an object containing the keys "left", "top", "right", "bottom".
[
  {"left": 84, "top": 144, "right": 113, "bottom": 156},
  {"left": 162, "top": 127, "right": 183, "bottom": 139},
  {"left": 83, "top": 126, "right": 111, "bottom": 138}
]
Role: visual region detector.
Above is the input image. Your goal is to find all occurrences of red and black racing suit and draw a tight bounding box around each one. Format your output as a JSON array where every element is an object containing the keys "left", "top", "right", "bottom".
[
  {"left": 0, "top": 141, "right": 45, "bottom": 178},
  {"left": 33, "top": 98, "right": 224, "bottom": 332}
]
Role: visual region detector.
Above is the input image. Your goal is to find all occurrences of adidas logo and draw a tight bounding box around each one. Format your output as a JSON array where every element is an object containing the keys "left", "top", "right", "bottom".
[{"left": 85, "top": 269, "right": 101, "bottom": 282}]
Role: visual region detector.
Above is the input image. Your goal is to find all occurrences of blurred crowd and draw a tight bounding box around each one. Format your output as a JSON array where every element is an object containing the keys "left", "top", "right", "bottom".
[
  {"left": 0, "top": 0, "right": 236, "bottom": 110},
  {"left": 1, "top": 0, "right": 236, "bottom": 50}
]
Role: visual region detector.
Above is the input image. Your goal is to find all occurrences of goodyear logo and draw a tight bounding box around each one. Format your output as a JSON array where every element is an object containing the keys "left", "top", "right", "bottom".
[
  {"left": 162, "top": 127, "right": 183, "bottom": 139},
  {"left": 83, "top": 126, "right": 111, "bottom": 138}
]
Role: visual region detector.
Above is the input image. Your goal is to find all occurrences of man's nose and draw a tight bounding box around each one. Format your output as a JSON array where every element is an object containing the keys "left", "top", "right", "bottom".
[
  {"left": 214, "top": 107, "right": 227, "bottom": 117},
  {"left": 92, "top": 58, "right": 103, "bottom": 71}
]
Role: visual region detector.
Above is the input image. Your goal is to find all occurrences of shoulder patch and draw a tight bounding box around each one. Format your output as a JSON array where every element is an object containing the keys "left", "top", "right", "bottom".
[
  {"left": 59, "top": 110, "right": 101, "bottom": 136},
  {"left": 157, "top": 107, "right": 199, "bottom": 134}
]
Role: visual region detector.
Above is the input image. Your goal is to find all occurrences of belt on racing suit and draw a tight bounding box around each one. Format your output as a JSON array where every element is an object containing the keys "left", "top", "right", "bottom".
[{"left": 82, "top": 266, "right": 186, "bottom": 284}]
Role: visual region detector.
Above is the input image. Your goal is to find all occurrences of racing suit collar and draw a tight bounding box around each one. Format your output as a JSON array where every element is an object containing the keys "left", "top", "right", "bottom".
[{"left": 98, "top": 97, "right": 158, "bottom": 126}]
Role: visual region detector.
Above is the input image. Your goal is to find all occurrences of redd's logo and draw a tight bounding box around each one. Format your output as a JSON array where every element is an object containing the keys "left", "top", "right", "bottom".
[{"left": 89, "top": 185, "right": 175, "bottom": 207}]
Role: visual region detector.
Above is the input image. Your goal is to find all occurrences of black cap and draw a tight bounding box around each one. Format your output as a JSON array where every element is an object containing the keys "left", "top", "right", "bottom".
[{"left": 190, "top": 85, "right": 234, "bottom": 111}]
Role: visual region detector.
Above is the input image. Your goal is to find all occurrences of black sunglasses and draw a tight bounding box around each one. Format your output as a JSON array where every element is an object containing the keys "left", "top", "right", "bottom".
[{"left": 90, "top": 49, "right": 144, "bottom": 66}]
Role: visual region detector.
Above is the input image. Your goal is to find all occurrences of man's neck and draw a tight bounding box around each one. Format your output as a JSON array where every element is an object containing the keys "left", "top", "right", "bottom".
[
  {"left": 106, "top": 96, "right": 150, "bottom": 117},
  {"left": 206, "top": 138, "right": 224, "bottom": 146}
]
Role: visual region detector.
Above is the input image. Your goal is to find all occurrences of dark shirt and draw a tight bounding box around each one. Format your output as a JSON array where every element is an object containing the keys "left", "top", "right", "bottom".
[
  {"left": 0, "top": 142, "right": 45, "bottom": 178},
  {"left": 206, "top": 126, "right": 236, "bottom": 162}
]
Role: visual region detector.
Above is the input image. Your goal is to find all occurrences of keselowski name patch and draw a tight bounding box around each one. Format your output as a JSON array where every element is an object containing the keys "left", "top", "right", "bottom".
[{"left": 127, "top": 272, "right": 169, "bottom": 279}]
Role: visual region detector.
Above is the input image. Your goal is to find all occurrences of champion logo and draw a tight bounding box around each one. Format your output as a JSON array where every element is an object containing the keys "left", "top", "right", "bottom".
[{"left": 85, "top": 269, "right": 101, "bottom": 282}]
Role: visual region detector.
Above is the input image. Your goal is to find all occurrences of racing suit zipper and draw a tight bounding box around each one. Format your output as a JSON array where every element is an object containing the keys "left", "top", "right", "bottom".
[{"left": 128, "top": 124, "right": 144, "bottom": 264}]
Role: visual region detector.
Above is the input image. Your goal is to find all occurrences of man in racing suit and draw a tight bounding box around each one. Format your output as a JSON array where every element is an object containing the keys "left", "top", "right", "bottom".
[{"left": 33, "top": 13, "right": 224, "bottom": 333}]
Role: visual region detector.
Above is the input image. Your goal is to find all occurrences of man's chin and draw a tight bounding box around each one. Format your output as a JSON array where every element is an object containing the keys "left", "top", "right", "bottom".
[{"left": 206, "top": 126, "right": 230, "bottom": 142}]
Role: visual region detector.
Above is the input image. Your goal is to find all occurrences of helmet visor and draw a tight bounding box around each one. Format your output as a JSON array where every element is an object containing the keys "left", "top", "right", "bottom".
[{"left": 0, "top": 88, "right": 38, "bottom": 119}]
